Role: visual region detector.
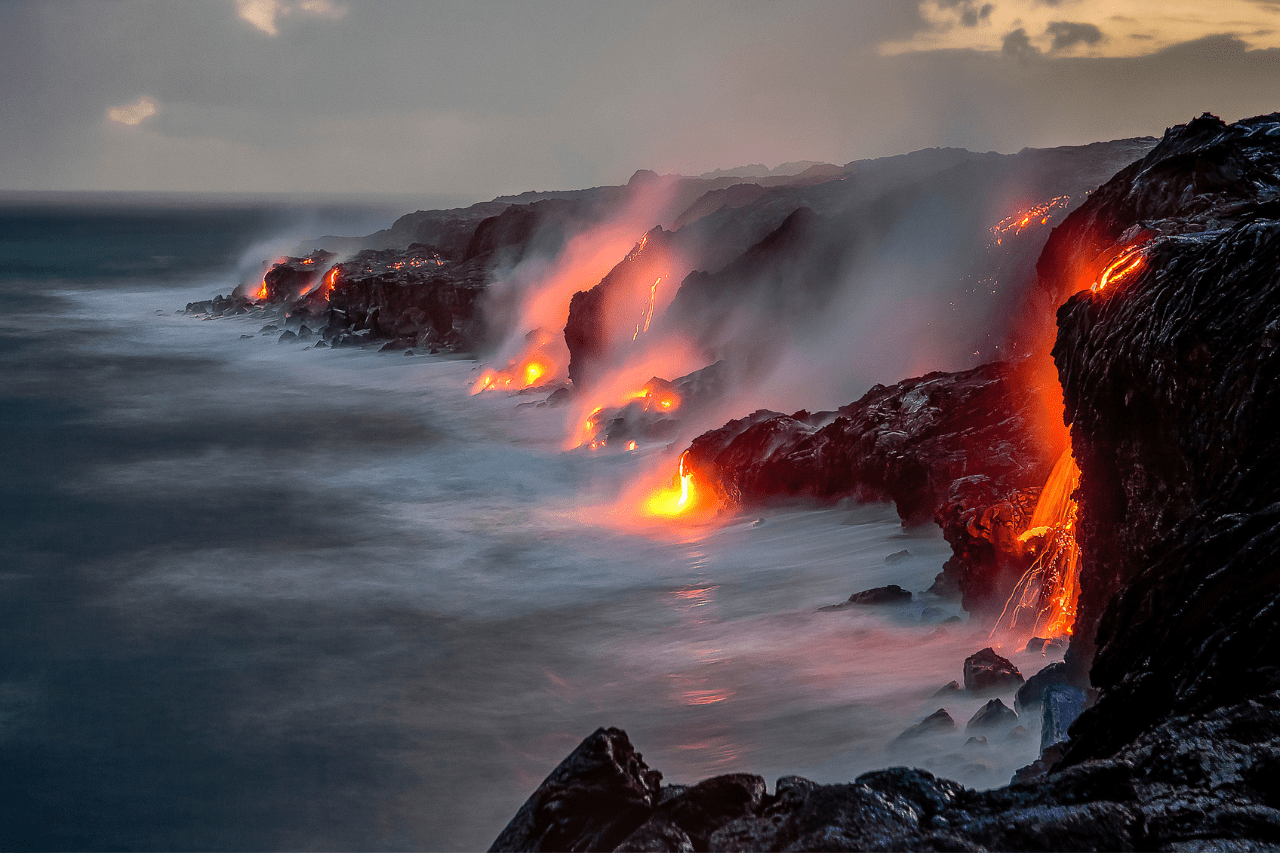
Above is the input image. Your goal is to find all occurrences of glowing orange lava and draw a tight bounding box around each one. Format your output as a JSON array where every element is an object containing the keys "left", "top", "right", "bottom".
[
  {"left": 632, "top": 276, "right": 665, "bottom": 341},
  {"left": 571, "top": 380, "right": 683, "bottom": 448},
  {"left": 472, "top": 356, "right": 555, "bottom": 394},
  {"left": 991, "top": 196, "right": 1071, "bottom": 245},
  {"left": 314, "top": 265, "right": 341, "bottom": 299},
  {"left": 994, "top": 441, "right": 1083, "bottom": 640},
  {"left": 642, "top": 453, "right": 699, "bottom": 518},
  {"left": 1092, "top": 245, "right": 1147, "bottom": 293}
]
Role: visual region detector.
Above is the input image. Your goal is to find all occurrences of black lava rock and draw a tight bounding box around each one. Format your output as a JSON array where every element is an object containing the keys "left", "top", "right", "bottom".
[
  {"left": 966, "top": 698, "right": 1018, "bottom": 732},
  {"left": 963, "top": 647, "right": 1024, "bottom": 694}
]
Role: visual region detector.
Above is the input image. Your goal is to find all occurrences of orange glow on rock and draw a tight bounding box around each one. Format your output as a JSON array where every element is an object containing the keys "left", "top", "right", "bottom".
[
  {"left": 1092, "top": 245, "right": 1147, "bottom": 293},
  {"left": 314, "top": 265, "right": 341, "bottom": 299}
]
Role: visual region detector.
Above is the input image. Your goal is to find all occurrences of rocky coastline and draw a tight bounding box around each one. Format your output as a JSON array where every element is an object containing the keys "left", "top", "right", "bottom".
[{"left": 489, "top": 114, "right": 1280, "bottom": 851}]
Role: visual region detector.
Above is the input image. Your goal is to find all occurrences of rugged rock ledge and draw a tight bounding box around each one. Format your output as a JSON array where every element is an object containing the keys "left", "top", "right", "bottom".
[
  {"left": 682, "top": 360, "right": 1054, "bottom": 614},
  {"left": 491, "top": 114, "right": 1280, "bottom": 851}
]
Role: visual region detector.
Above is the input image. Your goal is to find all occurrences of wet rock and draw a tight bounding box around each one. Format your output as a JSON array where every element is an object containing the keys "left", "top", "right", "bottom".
[
  {"left": 239, "top": 334, "right": 253, "bottom": 339},
  {"left": 892, "top": 708, "right": 955, "bottom": 743},
  {"left": 488, "top": 727, "right": 662, "bottom": 853},
  {"left": 884, "top": 549, "right": 912, "bottom": 564},
  {"left": 277, "top": 330, "right": 297, "bottom": 343},
  {"left": 933, "top": 680, "right": 962, "bottom": 697},
  {"left": 683, "top": 360, "right": 1056, "bottom": 614},
  {"left": 963, "top": 647, "right": 1024, "bottom": 694},
  {"left": 616, "top": 774, "right": 765, "bottom": 852},
  {"left": 1015, "top": 661, "right": 1071, "bottom": 717},
  {"left": 966, "top": 698, "right": 1018, "bottom": 732},
  {"left": 545, "top": 387, "right": 572, "bottom": 407},
  {"left": 844, "top": 584, "right": 912, "bottom": 606},
  {"left": 1040, "top": 686, "right": 1087, "bottom": 752}
]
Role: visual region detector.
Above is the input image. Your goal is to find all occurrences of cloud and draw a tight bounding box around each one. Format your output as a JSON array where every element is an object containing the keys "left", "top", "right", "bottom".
[
  {"left": 107, "top": 96, "right": 159, "bottom": 126},
  {"left": 1002, "top": 28, "right": 1040, "bottom": 59},
  {"left": 881, "top": 0, "right": 1280, "bottom": 57},
  {"left": 235, "top": 0, "right": 346, "bottom": 38},
  {"left": 1046, "top": 20, "right": 1104, "bottom": 51}
]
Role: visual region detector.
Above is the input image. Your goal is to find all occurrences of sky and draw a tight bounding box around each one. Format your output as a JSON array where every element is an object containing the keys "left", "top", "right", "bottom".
[{"left": 3, "top": 0, "right": 1280, "bottom": 202}]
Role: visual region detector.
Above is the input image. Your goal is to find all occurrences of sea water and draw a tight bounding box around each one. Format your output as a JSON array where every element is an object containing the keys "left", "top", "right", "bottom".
[{"left": 0, "top": 198, "right": 1051, "bottom": 851}]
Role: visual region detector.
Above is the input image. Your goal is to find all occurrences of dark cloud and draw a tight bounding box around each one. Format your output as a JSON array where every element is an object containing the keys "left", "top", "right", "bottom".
[
  {"left": 1046, "top": 20, "right": 1105, "bottom": 52},
  {"left": 962, "top": 3, "right": 995, "bottom": 27},
  {"left": 3, "top": 2, "right": 1280, "bottom": 196},
  {"left": 1002, "top": 27, "right": 1040, "bottom": 60},
  {"left": 936, "top": 0, "right": 995, "bottom": 28}
]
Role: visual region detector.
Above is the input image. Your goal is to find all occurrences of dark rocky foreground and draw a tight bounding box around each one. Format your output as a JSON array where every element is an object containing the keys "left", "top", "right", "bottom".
[{"left": 491, "top": 114, "right": 1280, "bottom": 851}]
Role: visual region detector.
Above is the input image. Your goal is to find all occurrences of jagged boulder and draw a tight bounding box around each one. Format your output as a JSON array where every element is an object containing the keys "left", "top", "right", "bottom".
[
  {"left": 891, "top": 708, "right": 955, "bottom": 743},
  {"left": 966, "top": 698, "right": 1018, "bottom": 732},
  {"left": 489, "top": 728, "right": 662, "bottom": 853},
  {"left": 963, "top": 647, "right": 1025, "bottom": 694}
]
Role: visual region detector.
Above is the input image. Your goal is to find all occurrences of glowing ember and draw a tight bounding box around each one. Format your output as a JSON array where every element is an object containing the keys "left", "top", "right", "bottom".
[
  {"left": 1092, "top": 245, "right": 1147, "bottom": 293},
  {"left": 991, "top": 196, "right": 1071, "bottom": 245},
  {"left": 994, "top": 442, "right": 1082, "bottom": 639},
  {"left": 643, "top": 453, "right": 699, "bottom": 518}
]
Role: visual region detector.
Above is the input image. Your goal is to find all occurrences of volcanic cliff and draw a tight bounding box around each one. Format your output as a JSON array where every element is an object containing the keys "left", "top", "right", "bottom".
[{"left": 490, "top": 113, "right": 1280, "bottom": 851}]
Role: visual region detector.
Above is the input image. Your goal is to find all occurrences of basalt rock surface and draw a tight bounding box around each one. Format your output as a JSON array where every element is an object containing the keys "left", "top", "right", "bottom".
[
  {"left": 683, "top": 359, "right": 1054, "bottom": 613},
  {"left": 492, "top": 114, "right": 1280, "bottom": 851},
  {"left": 1048, "top": 112, "right": 1280, "bottom": 760}
]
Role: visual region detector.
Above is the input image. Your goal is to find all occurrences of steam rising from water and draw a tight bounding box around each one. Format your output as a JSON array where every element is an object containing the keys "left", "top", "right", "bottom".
[{"left": 1, "top": 198, "right": 1067, "bottom": 849}]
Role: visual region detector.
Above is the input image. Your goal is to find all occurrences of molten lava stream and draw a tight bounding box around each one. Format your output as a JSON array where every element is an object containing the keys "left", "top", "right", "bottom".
[
  {"left": 993, "top": 441, "right": 1082, "bottom": 642},
  {"left": 638, "top": 452, "right": 718, "bottom": 523}
]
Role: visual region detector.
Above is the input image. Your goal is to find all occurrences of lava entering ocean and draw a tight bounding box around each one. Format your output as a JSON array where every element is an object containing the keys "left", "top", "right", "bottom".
[
  {"left": 993, "top": 237, "right": 1153, "bottom": 642},
  {"left": 993, "top": 441, "right": 1082, "bottom": 638},
  {"left": 639, "top": 451, "right": 719, "bottom": 521},
  {"left": 471, "top": 328, "right": 563, "bottom": 394}
]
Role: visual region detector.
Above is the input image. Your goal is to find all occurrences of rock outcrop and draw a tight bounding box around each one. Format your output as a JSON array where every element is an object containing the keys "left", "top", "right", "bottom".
[
  {"left": 682, "top": 359, "right": 1055, "bottom": 613},
  {"left": 491, "top": 113, "right": 1280, "bottom": 851}
]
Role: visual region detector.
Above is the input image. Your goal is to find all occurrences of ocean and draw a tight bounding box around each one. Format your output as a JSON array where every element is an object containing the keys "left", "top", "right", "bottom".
[{"left": 0, "top": 197, "right": 1051, "bottom": 850}]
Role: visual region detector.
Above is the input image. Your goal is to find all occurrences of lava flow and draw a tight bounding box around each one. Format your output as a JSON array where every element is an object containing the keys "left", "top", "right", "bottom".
[
  {"left": 313, "top": 265, "right": 341, "bottom": 299},
  {"left": 1092, "top": 244, "right": 1147, "bottom": 293},
  {"left": 471, "top": 329, "right": 562, "bottom": 394},
  {"left": 995, "top": 237, "right": 1152, "bottom": 641},
  {"left": 574, "top": 378, "right": 683, "bottom": 449},
  {"left": 993, "top": 441, "right": 1082, "bottom": 638},
  {"left": 991, "top": 196, "right": 1070, "bottom": 246},
  {"left": 641, "top": 452, "right": 703, "bottom": 519}
]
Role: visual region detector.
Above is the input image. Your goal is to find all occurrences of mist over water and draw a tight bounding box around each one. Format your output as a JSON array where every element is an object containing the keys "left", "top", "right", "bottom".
[{"left": 0, "top": 201, "right": 1051, "bottom": 851}]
